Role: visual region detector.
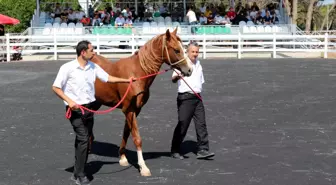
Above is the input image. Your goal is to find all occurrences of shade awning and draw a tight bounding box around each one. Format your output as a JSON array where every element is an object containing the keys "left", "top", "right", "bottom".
[{"left": 0, "top": 14, "right": 20, "bottom": 25}]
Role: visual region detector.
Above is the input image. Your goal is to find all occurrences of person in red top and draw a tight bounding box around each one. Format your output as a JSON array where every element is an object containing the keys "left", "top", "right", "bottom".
[
  {"left": 226, "top": 7, "right": 236, "bottom": 21},
  {"left": 80, "top": 15, "right": 91, "bottom": 26}
]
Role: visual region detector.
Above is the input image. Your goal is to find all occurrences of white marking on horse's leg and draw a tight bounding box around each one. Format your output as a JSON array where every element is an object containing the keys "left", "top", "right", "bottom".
[
  {"left": 137, "top": 150, "right": 151, "bottom": 176},
  {"left": 119, "top": 154, "right": 129, "bottom": 166}
]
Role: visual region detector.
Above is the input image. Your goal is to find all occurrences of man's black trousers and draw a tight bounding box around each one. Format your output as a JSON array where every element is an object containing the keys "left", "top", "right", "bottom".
[{"left": 171, "top": 93, "right": 209, "bottom": 153}]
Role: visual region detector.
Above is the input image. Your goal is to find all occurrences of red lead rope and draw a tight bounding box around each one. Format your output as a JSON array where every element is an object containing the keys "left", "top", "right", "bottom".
[{"left": 65, "top": 68, "right": 202, "bottom": 119}]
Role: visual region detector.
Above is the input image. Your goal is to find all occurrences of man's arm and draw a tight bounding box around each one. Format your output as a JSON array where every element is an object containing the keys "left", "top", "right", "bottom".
[
  {"left": 107, "top": 75, "right": 134, "bottom": 83},
  {"left": 52, "top": 86, "right": 79, "bottom": 109}
]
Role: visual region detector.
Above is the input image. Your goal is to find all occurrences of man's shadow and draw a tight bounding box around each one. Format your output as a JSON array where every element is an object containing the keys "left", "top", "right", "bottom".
[{"left": 65, "top": 140, "right": 198, "bottom": 177}]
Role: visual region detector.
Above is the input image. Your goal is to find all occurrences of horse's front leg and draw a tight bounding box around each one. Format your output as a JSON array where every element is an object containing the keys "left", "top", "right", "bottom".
[{"left": 126, "top": 111, "right": 151, "bottom": 176}]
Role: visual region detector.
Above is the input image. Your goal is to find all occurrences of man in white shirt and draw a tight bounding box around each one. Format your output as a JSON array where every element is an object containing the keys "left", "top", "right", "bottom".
[
  {"left": 186, "top": 6, "right": 197, "bottom": 34},
  {"left": 52, "top": 40, "right": 134, "bottom": 185},
  {"left": 170, "top": 42, "right": 215, "bottom": 160}
]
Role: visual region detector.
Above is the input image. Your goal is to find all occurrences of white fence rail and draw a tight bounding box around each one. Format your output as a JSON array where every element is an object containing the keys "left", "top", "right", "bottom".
[{"left": 1, "top": 33, "right": 336, "bottom": 62}]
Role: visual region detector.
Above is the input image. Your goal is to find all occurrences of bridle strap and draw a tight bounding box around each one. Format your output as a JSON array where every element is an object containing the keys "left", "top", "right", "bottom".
[{"left": 161, "top": 36, "right": 187, "bottom": 66}]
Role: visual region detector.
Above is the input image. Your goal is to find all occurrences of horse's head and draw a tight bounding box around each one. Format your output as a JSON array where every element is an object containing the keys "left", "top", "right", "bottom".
[{"left": 161, "top": 28, "right": 193, "bottom": 76}]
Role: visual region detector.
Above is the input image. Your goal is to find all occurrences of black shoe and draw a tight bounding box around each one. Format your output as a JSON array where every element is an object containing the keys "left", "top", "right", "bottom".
[
  {"left": 196, "top": 150, "right": 215, "bottom": 159},
  {"left": 171, "top": 152, "right": 184, "bottom": 160},
  {"left": 71, "top": 175, "right": 91, "bottom": 185}
]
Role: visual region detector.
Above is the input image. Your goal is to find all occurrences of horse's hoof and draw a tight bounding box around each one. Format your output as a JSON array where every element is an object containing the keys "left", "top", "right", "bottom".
[
  {"left": 119, "top": 158, "right": 129, "bottom": 166},
  {"left": 140, "top": 168, "right": 151, "bottom": 176}
]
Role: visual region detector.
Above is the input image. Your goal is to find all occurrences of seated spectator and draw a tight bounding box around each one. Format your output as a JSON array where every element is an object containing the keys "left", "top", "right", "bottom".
[
  {"left": 76, "top": 10, "right": 86, "bottom": 23},
  {"left": 60, "top": 9, "right": 68, "bottom": 23},
  {"left": 80, "top": 15, "right": 91, "bottom": 26},
  {"left": 115, "top": 14, "right": 125, "bottom": 27},
  {"left": 263, "top": 11, "right": 272, "bottom": 25},
  {"left": 226, "top": 7, "right": 236, "bottom": 21},
  {"left": 92, "top": 14, "right": 102, "bottom": 26},
  {"left": 153, "top": 7, "right": 160, "bottom": 18},
  {"left": 214, "top": 14, "right": 223, "bottom": 24},
  {"left": 199, "top": 13, "right": 207, "bottom": 25},
  {"left": 67, "top": 9, "right": 77, "bottom": 24},
  {"left": 125, "top": 16, "right": 133, "bottom": 27},
  {"left": 271, "top": 12, "right": 279, "bottom": 24},
  {"left": 222, "top": 15, "right": 231, "bottom": 24},
  {"left": 204, "top": 7, "right": 212, "bottom": 18},
  {"left": 254, "top": 12, "right": 263, "bottom": 24},
  {"left": 250, "top": 7, "right": 258, "bottom": 19}
]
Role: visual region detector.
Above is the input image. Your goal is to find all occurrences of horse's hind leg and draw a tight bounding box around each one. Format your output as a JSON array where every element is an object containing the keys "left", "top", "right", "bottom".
[
  {"left": 126, "top": 111, "right": 151, "bottom": 176},
  {"left": 119, "top": 120, "right": 131, "bottom": 166}
]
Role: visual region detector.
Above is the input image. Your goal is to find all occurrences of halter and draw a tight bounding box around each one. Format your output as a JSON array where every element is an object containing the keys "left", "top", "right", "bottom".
[{"left": 161, "top": 36, "right": 187, "bottom": 66}]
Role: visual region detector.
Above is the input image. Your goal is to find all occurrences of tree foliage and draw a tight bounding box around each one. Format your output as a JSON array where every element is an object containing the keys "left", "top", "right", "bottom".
[{"left": 0, "top": 0, "right": 36, "bottom": 33}]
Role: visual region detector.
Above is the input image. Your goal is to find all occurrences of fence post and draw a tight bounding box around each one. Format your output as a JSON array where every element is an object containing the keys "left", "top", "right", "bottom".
[
  {"left": 324, "top": 33, "right": 328, "bottom": 59},
  {"left": 131, "top": 34, "right": 135, "bottom": 55},
  {"left": 53, "top": 31, "right": 57, "bottom": 60},
  {"left": 6, "top": 33, "right": 10, "bottom": 62},
  {"left": 273, "top": 33, "right": 276, "bottom": 58},
  {"left": 238, "top": 31, "right": 241, "bottom": 59},
  {"left": 203, "top": 32, "right": 206, "bottom": 59},
  {"left": 97, "top": 34, "right": 100, "bottom": 55}
]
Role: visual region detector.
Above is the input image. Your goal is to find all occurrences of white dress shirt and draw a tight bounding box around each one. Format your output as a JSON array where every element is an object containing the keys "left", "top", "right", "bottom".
[
  {"left": 53, "top": 59, "right": 109, "bottom": 105},
  {"left": 172, "top": 59, "right": 204, "bottom": 93}
]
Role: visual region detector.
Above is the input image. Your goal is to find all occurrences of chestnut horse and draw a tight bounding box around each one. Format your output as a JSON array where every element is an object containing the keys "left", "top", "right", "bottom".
[{"left": 90, "top": 28, "right": 193, "bottom": 176}]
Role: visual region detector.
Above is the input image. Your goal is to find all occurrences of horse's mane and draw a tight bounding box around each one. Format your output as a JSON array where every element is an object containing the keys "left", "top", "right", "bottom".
[{"left": 138, "top": 34, "right": 164, "bottom": 74}]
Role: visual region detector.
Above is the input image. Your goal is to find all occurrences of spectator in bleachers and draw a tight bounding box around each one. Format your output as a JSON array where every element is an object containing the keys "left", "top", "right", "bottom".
[
  {"left": 60, "top": 9, "right": 68, "bottom": 23},
  {"left": 153, "top": 7, "right": 161, "bottom": 18},
  {"left": 186, "top": 6, "right": 197, "bottom": 34},
  {"left": 125, "top": 16, "right": 133, "bottom": 27},
  {"left": 254, "top": 12, "right": 263, "bottom": 24},
  {"left": 54, "top": 3, "right": 62, "bottom": 18},
  {"left": 249, "top": 7, "right": 258, "bottom": 20},
  {"left": 67, "top": 9, "right": 77, "bottom": 24},
  {"left": 251, "top": 2, "right": 259, "bottom": 11},
  {"left": 263, "top": 11, "right": 272, "bottom": 25},
  {"left": 92, "top": 14, "right": 102, "bottom": 26},
  {"left": 76, "top": 9, "right": 86, "bottom": 23},
  {"left": 115, "top": 13, "right": 125, "bottom": 27},
  {"left": 271, "top": 13, "right": 279, "bottom": 24},
  {"left": 88, "top": 5, "right": 94, "bottom": 18},
  {"left": 214, "top": 13, "right": 222, "bottom": 24},
  {"left": 222, "top": 15, "right": 231, "bottom": 24},
  {"left": 226, "top": 7, "right": 236, "bottom": 21},
  {"left": 113, "top": 3, "right": 122, "bottom": 13},
  {"left": 199, "top": 3, "right": 207, "bottom": 14},
  {"left": 159, "top": 3, "right": 168, "bottom": 17},
  {"left": 204, "top": 7, "right": 212, "bottom": 18},
  {"left": 199, "top": 13, "right": 207, "bottom": 25},
  {"left": 80, "top": 15, "right": 91, "bottom": 26}
]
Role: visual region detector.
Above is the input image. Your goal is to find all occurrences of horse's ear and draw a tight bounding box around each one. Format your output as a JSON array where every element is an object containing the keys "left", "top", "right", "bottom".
[
  {"left": 165, "top": 29, "right": 171, "bottom": 41},
  {"left": 172, "top": 27, "right": 178, "bottom": 35}
]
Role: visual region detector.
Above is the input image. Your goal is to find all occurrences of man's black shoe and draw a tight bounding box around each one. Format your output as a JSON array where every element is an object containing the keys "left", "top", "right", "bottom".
[
  {"left": 171, "top": 152, "right": 184, "bottom": 160},
  {"left": 196, "top": 150, "right": 215, "bottom": 159}
]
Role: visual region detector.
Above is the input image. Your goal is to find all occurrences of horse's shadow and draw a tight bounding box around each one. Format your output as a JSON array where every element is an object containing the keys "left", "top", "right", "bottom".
[{"left": 64, "top": 140, "right": 197, "bottom": 176}]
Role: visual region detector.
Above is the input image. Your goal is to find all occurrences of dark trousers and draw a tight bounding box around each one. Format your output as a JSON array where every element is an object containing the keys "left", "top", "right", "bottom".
[
  {"left": 66, "top": 102, "right": 95, "bottom": 178},
  {"left": 171, "top": 93, "right": 209, "bottom": 153}
]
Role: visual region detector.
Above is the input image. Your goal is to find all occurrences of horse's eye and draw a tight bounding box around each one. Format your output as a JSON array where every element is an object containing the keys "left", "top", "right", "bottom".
[{"left": 174, "top": 49, "right": 180, "bottom": 54}]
